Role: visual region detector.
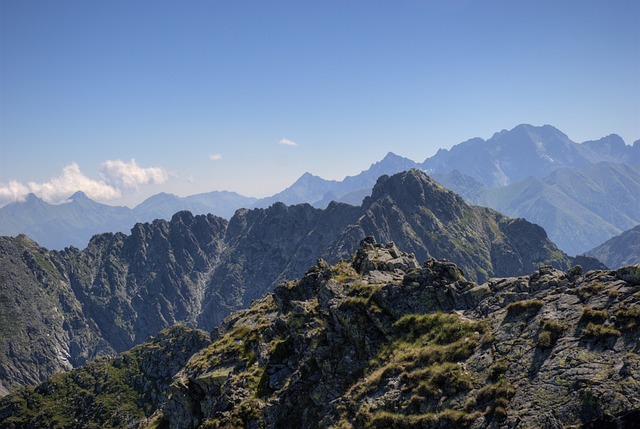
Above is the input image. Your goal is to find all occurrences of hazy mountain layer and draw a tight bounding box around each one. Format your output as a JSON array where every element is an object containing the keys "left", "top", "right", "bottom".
[
  {"left": 423, "top": 124, "right": 639, "bottom": 187},
  {"left": 0, "top": 170, "right": 586, "bottom": 393},
  {"left": 586, "top": 225, "right": 640, "bottom": 269},
  {"left": 471, "top": 162, "right": 640, "bottom": 256},
  {"left": 0, "top": 192, "right": 138, "bottom": 251},
  {"left": 0, "top": 190, "right": 255, "bottom": 251},
  {"left": 255, "top": 152, "right": 420, "bottom": 209},
  {"left": 2, "top": 240, "right": 638, "bottom": 428}
]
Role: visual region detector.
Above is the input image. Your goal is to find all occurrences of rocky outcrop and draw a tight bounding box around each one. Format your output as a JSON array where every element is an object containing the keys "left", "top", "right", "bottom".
[
  {"left": 3, "top": 239, "right": 637, "bottom": 428},
  {"left": 63, "top": 211, "right": 227, "bottom": 352},
  {"left": 147, "top": 240, "right": 640, "bottom": 429}
]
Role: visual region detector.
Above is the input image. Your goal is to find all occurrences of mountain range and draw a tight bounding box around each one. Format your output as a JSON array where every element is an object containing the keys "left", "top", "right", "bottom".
[
  {"left": 424, "top": 124, "right": 639, "bottom": 187},
  {"left": 2, "top": 239, "right": 638, "bottom": 428},
  {"left": 1, "top": 124, "right": 638, "bottom": 258},
  {"left": 0, "top": 190, "right": 257, "bottom": 251},
  {"left": 2, "top": 124, "right": 638, "bottom": 427},
  {"left": 1, "top": 169, "right": 599, "bottom": 395}
]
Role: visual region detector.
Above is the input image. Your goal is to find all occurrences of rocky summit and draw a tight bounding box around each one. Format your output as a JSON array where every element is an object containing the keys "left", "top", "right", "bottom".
[
  {"left": 2, "top": 169, "right": 599, "bottom": 394},
  {"left": 1, "top": 239, "right": 638, "bottom": 428}
]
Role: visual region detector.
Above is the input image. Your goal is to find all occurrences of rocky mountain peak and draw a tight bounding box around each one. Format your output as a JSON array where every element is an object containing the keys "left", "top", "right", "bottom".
[
  {"left": 421, "top": 123, "right": 636, "bottom": 188},
  {"left": 69, "top": 190, "right": 90, "bottom": 201},
  {"left": 366, "top": 169, "right": 466, "bottom": 221},
  {"left": 378, "top": 151, "right": 411, "bottom": 164}
]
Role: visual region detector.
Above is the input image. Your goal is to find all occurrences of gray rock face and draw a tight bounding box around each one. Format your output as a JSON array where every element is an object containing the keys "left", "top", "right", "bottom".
[
  {"left": 0, "top": 170, "right": 576, "bottom": 394},
  {"left": 330, "top": 170, "right": 573, "bottom": 282}
]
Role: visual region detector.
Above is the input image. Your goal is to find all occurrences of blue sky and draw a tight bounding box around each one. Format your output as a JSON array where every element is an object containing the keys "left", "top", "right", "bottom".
[{"left": 1, "top": 0, "right": 638, "bottom": 206}]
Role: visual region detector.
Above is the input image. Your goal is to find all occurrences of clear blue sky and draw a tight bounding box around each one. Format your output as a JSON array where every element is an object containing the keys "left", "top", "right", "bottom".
[{"left": 1, "top": 0, "right": 638, "bottom": 206}]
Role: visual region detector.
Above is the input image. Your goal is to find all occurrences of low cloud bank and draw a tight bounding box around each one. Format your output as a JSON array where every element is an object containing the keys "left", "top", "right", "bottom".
[{"left": 0, "top": 160, "right": 167, "bottom": 206}]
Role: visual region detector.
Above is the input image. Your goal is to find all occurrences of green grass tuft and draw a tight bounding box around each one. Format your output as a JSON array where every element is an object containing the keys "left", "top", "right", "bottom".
[{"left": 505, "top": 299, "right": 544, "bottom": 319}]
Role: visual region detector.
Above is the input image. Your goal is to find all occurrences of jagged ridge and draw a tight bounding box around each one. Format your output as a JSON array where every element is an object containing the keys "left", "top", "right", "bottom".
[{"left": 0, "top": 170, "right": 598, "bottom": 393}]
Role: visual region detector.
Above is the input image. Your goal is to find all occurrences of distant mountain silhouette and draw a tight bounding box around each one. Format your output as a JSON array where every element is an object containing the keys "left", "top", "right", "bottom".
[
  {"left": 254, "top": 152, "right": 420, "bottom": 208},
  {"left": 0, "top": 153, "right": 418, "bottom": 250},
  {"left": 133, "top": 190, "right": 257, "bottom": 221},
  {"left": 0, "top": 192, "right": 136, "bottom": 250},
  {"left": 422, "top": 124, "right": 639, "bottom": 187},
  {"left": 0, "top": 191, "right": 256, "bottom": 250}
]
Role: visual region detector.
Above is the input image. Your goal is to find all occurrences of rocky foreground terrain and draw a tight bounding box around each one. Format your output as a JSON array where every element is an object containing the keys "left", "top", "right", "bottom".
[
  {"left": 3, "top": 169, "right": 604, "bottom": 394},
  {"left": 1, "top": 238, "right": 638, "bottom": 428}
]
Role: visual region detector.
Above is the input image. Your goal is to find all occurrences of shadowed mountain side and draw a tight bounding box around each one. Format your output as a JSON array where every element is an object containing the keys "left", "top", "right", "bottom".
[
  {"left": 196, "top": 201, "right": 362, "bottom": 329},
  {"left": 0, "top": 235, "right": 115, "bottom": 396}
]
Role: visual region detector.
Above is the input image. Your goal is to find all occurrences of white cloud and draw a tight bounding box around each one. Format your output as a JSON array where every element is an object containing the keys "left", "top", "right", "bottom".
[
  {"left": 0, "top": 159, "right": 169, "bottom": 207},
  {"left": 0, "top": 180, "right": 30, "bottom": 205},
  {"left": 209, "top": 153, "right": 223, "bottom": 161},
  {"left": 100, "top": 159, "right": 167, "bottom": 188},
  {"left": 279, "top": 138, "right": 298, "bottom": 147},
  {"left": 0, "top": 162, "right": 121, "bottom": 206}
]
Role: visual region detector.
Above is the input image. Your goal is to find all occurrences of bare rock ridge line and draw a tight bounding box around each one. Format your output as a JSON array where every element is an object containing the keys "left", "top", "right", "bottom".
[
  {"left": 0, "top": 170, "right": 603, "bottom": 394},
  {"left": 1, "top": 238, "right": 638, "bottom": 428}
]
